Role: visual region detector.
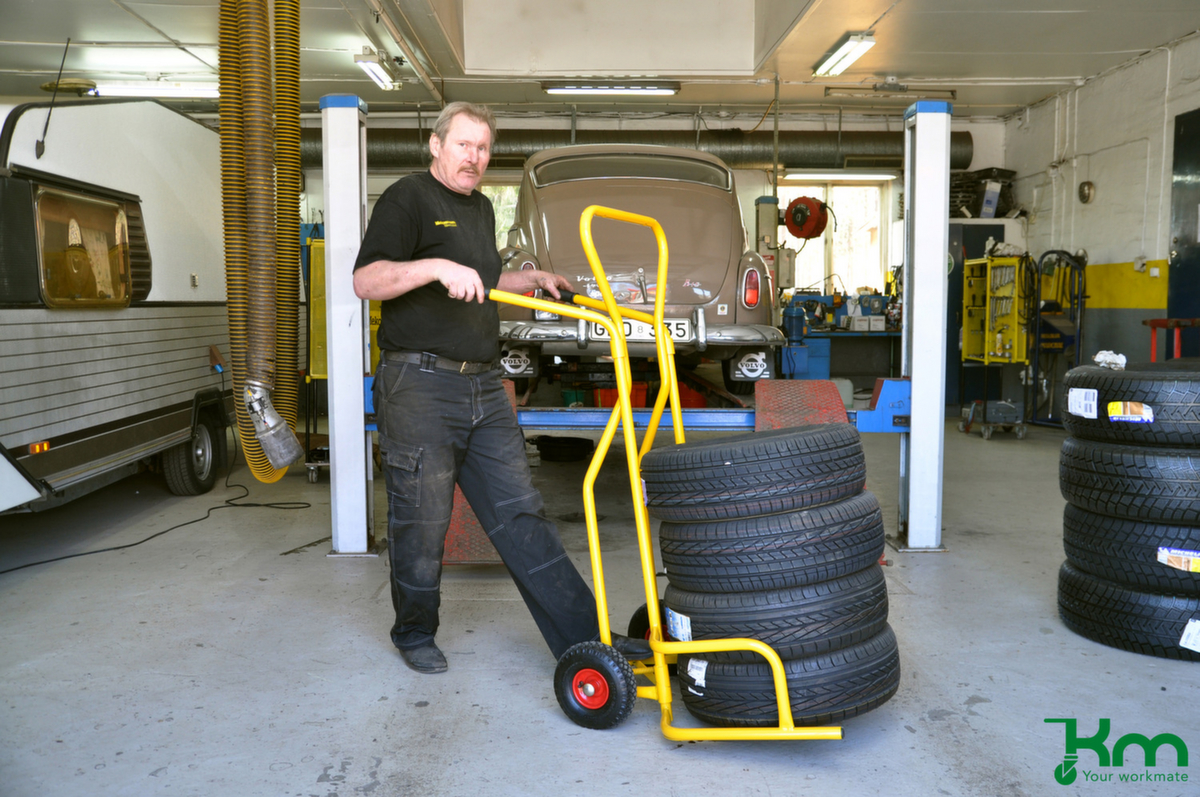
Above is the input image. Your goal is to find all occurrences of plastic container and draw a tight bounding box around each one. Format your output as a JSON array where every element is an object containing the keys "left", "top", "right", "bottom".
[
  {"left": 677, "top": 382, "right": 707, "bottom": 408},
  {"left": 562, "top": 388, "right": 591, "bottom": 407},
  {"left": 594, "top": 382, "right": 648, "bottom": 408}
]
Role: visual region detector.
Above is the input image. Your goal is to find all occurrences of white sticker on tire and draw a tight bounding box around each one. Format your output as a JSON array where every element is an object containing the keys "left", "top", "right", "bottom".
[
  {"left": 1067, "top": 387, "right": 1098, "bottom": 418},
  {"left": 1158, "top": 547, "right": 1200, "bottom": 573},
  {"left": 665, "top": 607, "right": 693, "bottom": 641},
  {"left": 686, "top": 657, "right": 708, "bottom": 687},
  {"left": 1180, "top": 619, "right": 1200, "bottom": 654}
]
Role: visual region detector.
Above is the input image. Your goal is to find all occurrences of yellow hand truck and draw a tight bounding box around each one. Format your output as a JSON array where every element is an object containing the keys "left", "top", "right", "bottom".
[{"left": 488, "top": 205, "right": 842, "bottom": 742}]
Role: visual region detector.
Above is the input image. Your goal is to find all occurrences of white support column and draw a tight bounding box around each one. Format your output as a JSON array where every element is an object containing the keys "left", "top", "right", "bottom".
[
  {"left": 320, "top": 94, "right": 374, "bottom": 556},
  {"left": 899, "top": 101, "right": 952, "bottom": 551}
]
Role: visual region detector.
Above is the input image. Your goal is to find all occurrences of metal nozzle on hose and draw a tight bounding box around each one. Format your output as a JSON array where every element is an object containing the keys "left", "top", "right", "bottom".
[{"left": 244, "top": 380, "right": 304, "bottom": 468}]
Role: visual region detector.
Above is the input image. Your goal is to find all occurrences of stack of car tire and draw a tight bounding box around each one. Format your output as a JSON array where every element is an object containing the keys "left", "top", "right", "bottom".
[
  {"left": 640, "top": 423, "right": 900, "bottom": 727},
  {"left": 1058, "top": 361, "right": 1200, "bottom": 661}
]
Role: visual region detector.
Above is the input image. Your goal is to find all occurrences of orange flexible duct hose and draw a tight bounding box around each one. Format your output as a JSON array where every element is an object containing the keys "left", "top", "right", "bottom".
[
  {"left": 274, "top": 0, "right": 301, "bottom": 436},
  {"left": 239, "top": 0, "right": 276, "bottom": 391},
  {"left": 219, "top": 0, "right": 288, "bottom": 482}
]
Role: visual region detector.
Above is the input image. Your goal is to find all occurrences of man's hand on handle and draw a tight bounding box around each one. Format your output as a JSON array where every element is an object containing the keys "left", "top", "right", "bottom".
[{"left": 496, "top": 268, "right": 572, "bottom": 300}]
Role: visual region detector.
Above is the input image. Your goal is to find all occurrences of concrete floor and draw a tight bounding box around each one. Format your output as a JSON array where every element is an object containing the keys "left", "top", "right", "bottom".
[{"left": 1, "top": 421, "right": 1196, "bottom": 797}]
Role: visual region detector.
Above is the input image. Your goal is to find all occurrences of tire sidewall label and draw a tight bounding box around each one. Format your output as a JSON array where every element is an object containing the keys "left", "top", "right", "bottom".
[
  {"left": 665, "top": 607, "right": 693, "bottom": 641},
  {"left": 1067, "top": 387, "right": 1098, "bottom": 418},
  {"left": 1107, "top": 400, "right": 1155, "bottom": 423}
]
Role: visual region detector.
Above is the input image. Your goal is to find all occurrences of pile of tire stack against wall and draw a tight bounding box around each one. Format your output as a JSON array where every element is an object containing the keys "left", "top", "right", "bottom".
[
  {"left": 640, "top": 424, "right": 900, "bottom": 727},
  {"left": 1058, "top": 360, "right": 1200, "bottom": 661}
]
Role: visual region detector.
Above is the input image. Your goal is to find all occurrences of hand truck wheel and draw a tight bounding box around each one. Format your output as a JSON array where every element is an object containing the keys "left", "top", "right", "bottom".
[
  {"left": 628, "top": 603, "right": 677, "bottom": 675},
  {"left": 554, "top": 641, "right": 637, "bottom": 730}
]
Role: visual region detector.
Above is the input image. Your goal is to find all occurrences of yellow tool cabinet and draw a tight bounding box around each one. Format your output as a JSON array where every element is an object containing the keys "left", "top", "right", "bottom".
[{"left": 962, "top": 255, "right": 1028, "bottom": 365}]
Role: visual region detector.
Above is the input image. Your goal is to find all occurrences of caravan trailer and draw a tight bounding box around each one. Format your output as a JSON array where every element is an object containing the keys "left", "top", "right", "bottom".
[{"left": 0, "top": 99, "right": 231, "bottom": 512}]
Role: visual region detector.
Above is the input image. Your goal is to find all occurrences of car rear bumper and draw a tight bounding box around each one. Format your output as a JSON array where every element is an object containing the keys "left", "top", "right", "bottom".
[{"left": 500, "top": 319, "right": 783, "bottom": 357}]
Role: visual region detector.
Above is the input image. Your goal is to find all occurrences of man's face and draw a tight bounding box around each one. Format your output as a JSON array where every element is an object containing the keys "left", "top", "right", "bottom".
[{"left": 429, "top": 114, "right": 491, "bottom": 195}]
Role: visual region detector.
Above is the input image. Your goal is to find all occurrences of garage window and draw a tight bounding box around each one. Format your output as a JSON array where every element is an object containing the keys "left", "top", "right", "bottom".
[
  {"left": 36, "top": 187, "right": 133, "bottom": 307},
  {"left": 778, "top": 181, "right": 889, "bottom": 295}
]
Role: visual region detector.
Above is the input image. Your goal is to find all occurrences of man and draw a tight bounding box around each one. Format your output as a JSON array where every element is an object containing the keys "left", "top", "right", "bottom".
[{"left": 353, "top": 102, "right": 648, "bottom": 674}]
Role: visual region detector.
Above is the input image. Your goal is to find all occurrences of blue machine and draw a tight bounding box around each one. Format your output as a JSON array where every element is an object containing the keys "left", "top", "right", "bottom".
[
  {"left": 780, "top": 294, "right": 830, "bottom": 379},
  {"left": 849, "top": 378, "right": 912, "bottom": 433}
]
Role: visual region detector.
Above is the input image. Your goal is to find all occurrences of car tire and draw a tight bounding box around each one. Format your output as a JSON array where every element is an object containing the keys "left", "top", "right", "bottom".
[
  {"left": 164, "top": 412, "right": 221, "bottom": 496},
  {"left": 664, "top": 565, "right": 889, "bottom": 663},
  {"left": 1058, "top": 561, "right": 1200, "bottom": 661},
  {"left": 1063, "top": 505, "right": 1200, "bottom": 596},
  {"left": 641, "top": 423, "right": 865, "bottom": 522},
  {"left": 1060, "top": 360, "right": 1200, "bottom": 447},
  {"left": 676, "top": 625, "right": 900, "bottom": 727},
  {"left": 1059, "top": 437, "right": 1200, "bottom": 524},
  {"left": 658, "top": 491, "right": 885, "bottom": 593}
]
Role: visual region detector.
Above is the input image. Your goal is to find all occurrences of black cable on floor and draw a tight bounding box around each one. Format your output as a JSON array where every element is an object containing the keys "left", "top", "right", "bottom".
[{"left": 0, "top": 429, "right": 311, "bottom": 576}]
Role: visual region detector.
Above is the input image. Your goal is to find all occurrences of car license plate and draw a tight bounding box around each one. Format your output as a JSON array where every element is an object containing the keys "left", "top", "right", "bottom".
[{"left": 590, "top": 318, "right": 691, "bottom": 342}]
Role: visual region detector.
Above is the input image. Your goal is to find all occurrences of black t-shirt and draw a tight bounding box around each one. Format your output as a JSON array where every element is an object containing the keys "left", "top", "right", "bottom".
[{"left": 354, "top": 171, "right": 501, "bottom": 363}]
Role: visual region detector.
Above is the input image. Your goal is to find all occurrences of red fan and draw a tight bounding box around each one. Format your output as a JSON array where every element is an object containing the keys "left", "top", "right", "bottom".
[{"left": 784, "top": 196, "right": 830, "bottom": 239}]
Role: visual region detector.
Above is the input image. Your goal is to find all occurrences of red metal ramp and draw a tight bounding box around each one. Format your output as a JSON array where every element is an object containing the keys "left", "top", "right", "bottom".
[{"left": 754, "top": 379, "right": 849, "bottom": 430}]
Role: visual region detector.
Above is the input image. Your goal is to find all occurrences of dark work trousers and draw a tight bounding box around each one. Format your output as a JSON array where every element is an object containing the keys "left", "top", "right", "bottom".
[{"left": 373, "top": 358, "right": 600, "bottom": 659}]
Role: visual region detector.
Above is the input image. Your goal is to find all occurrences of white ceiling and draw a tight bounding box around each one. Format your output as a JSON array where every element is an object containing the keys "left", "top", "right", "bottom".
[{"left": 1, "top": 0, "right": 1198, "bottom": 122}]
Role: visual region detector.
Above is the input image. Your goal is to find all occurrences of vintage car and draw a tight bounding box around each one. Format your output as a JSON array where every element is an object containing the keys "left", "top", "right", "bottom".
[{"left": 497, "top": 144, "right": 781, "bottom": 395}]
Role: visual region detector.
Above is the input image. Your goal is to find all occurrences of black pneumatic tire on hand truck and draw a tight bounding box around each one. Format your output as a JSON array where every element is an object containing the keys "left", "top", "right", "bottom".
[
  {"left": 663, "top": 565, "right": 889, "bottom": 664},
  {"left": 677, "top": 625, "right": 901, "bottom": 727},
  {"left": 640, "top": 424, "right": 866, "bottom": 522},
  {"left": 656, "top": 490, "right": 886, "bottom": 593},
  {"left": 554, "top": 642, "right": 638, "bottom": 730}
]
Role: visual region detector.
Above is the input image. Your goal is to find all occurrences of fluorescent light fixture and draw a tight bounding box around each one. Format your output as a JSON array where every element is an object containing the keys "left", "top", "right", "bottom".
[
  {"left": 824, "top": 86, "right": 957, "bottom": 101},
  {"left": 89, "top": 80, "right": 219, "bottom": 99},
  {"left": 355, "top": 47, "right": 400, "bottom": 90},
  {"left": 542, "top": 81, "right": 680, "bottom": 96},
  {"left": 813, "top": 33, "right": 875, "bottom": 77},
  {"left": 785, "top": 171, "right": 897, "bottom": 182}
]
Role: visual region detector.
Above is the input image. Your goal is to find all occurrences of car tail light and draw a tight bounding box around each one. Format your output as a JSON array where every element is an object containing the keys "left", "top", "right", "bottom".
[
  {"left": 520, "top": 260, "right": 537, "bottom": 296},
  {"left": 742, "top": 268, "right": 761, "bottom": 309},
  {"left": 523, "top": 259, "right": 562, "bottom": 320}
]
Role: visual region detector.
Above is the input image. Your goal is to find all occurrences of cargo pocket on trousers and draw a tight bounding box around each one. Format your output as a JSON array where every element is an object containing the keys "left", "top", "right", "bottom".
[{"left": 380, "top": 435, "right": 422, "bottom": 507}]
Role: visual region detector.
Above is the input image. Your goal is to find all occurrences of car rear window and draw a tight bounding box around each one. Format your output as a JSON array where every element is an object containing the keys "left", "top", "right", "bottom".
[{"left": 532, "top": 154, "right": 730, "bottom": 190}]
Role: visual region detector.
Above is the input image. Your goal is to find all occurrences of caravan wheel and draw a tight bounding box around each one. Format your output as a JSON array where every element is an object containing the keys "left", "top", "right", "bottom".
[{"left": 165, "top": 414, "right": 220, "bottom": 495}]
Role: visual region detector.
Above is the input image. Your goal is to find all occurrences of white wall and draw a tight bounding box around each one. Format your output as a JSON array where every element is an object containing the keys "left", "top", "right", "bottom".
[{"left": 1005, "top": 33, "right": 1200, "bottom": 265}]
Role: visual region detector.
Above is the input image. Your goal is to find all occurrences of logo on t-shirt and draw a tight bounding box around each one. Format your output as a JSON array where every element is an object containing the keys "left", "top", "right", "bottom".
[{"left": 434, "top": 220, "right": 457, "bottom": 228}]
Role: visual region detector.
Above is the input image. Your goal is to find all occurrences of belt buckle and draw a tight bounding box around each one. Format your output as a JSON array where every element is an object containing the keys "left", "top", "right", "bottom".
[{"left": 459, "top": 360, "right": 469, "bottom": 374}]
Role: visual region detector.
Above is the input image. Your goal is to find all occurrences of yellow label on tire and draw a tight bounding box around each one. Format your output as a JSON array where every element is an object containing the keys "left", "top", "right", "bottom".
[{"left": 1108, "top": 401, "right": 1155, "bottom": 423}]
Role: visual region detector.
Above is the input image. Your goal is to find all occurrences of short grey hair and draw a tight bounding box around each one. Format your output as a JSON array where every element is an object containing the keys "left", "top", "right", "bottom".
[{"left": 431, "top": 101, "right": 496, "bottom": 146}]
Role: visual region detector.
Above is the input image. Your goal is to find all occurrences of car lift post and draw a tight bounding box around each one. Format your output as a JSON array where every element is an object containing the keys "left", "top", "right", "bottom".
[
  {"left": 320, "top": 94, "right": 375, "bottom": 556},
  {"left": 899, "top": 101, "right": 952, "bottom": 551}
]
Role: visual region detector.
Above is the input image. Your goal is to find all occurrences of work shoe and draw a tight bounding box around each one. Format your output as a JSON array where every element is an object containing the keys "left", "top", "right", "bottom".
[
  {"left": 610, "top": 633, "right": 652, "bottom": 660},
  {"left": 399, "top": 643, "right": 448, "bottom": 674}
]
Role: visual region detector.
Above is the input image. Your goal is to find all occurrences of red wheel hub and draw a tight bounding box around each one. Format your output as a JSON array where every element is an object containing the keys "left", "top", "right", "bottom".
[{"left": 572, "top": 668, "right": 610, "bottom": 709}]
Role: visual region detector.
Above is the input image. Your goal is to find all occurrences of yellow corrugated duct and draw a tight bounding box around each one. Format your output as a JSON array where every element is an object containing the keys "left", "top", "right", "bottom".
[
  {"left": 274, "top": 0, "right": 301, "bottom": 438},
  {"left": 219, "top": 0, "right": 302, "bottom": 482}
]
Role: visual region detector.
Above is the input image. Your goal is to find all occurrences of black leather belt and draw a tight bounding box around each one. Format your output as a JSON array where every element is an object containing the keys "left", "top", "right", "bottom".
[{"left": 382, "top": 350, "right": 497, "bottom": 375}]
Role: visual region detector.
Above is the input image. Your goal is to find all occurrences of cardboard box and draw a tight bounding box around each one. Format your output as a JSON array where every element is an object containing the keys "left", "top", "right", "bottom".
[
  {"left": 850, "top": 316, "right": 871, "bottom": 332},
  {"left": 869, "top": 315, "right": 886, "bottom": 331}
]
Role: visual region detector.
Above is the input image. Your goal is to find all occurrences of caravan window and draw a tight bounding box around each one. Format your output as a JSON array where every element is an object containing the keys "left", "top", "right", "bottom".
[{"left": 36, "top": 188, "right": 131, "bottom": 307}]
